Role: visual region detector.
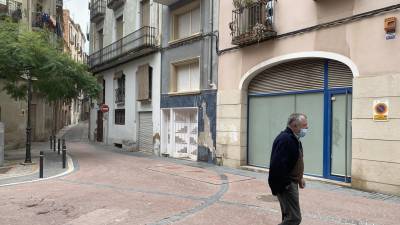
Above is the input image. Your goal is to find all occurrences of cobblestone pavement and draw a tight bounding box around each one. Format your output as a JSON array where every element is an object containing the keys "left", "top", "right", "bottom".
[{"left": 0, "top": 122, "right": 399, "bottom": 225}]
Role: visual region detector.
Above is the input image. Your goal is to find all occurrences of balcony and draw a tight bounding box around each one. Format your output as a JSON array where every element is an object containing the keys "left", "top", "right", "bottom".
[
  {"left": 56, "top": 0, "right": 63, "bottom": 8},
  {"left": 153, "top": 0, "right": 180, "bottom": 6},
  {"left": 32, "top": 12, "right": 56, "bottom": 29},
  {"left": 107, "top": 0, "right": 125, "bottom": 10},
  {"left": 88, "top": 26, "right": 159, "bottom": 71},
  {"left": 230, "top": 1, "right": 277, "bottom": 46},
  {"left": 90, "top": 0, "right": 106, "bottom": 23},
  {"left": 0, "top": 0, "right": 22, "bottom": 22}
]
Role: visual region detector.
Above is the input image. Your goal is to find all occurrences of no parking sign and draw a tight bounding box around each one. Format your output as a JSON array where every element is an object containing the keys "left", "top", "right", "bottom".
[{"left": 373, "top": 100, "right": 389, "bottom": 121}]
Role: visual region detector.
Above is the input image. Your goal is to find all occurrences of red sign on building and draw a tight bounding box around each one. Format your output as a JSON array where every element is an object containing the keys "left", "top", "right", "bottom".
[{"left": 100, "top": 104, "right": 109, "bottom": 113}]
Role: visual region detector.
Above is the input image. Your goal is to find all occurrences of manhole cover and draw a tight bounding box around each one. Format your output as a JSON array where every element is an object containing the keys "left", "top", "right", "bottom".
[
  {"left": 0, "top": 167, "right": 12, "bottom": 174},
  {"left": 257, "top": 194, "right": 278, "bottom": 202}
]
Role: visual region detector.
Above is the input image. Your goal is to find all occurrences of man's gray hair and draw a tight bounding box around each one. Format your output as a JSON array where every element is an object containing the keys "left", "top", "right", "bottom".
[{"left": 287, "top": 113, "right": 307, "bottom": 127}]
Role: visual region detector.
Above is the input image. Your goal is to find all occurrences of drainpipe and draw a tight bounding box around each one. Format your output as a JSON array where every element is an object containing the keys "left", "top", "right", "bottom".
[{"left": 208, "top": 0, "right": 214, "bottom": 87}]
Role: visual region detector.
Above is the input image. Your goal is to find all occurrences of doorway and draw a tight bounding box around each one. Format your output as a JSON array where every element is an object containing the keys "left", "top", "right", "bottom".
[{"left": 96, "top": 110, "right": 103, "bottom": 142}]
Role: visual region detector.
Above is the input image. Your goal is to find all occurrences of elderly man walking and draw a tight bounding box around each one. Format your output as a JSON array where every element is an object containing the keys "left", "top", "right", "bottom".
[{"left": 268, "top": 113, "right": 308, "bottom": 225}]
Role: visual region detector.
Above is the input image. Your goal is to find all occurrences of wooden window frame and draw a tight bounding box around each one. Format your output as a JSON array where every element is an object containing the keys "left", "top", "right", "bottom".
[
  {"left": 170, "top": 0, "right": 201, "bottom": 42},
  {"left": 169, "top": 57, "right": 201, "bottom": 94},
  {"left": 137, "top": 64, "right": 153, "bottom": 101}
]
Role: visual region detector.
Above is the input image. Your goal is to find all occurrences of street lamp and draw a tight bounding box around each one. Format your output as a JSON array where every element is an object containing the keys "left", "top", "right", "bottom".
[{"left": 21, "top": 68, "right": 37, "bottom": 164}]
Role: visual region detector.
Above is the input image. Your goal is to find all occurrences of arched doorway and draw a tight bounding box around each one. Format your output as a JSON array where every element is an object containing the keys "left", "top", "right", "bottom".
[{"left": 246, "top": 57, "right": 354, "bottom": 182}]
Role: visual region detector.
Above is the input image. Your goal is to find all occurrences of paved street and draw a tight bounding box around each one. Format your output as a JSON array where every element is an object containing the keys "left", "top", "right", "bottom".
[{"left": 0, "top": 123, "right": 399, "bottom": 225}]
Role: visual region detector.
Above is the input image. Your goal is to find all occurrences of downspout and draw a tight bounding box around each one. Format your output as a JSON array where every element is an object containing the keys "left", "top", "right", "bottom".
[
  {"left": 208, "top": 0, "right": 214, "bottom": 87},
  {"left": 158, "top": 3, "right": 163, "bottom": 156}
]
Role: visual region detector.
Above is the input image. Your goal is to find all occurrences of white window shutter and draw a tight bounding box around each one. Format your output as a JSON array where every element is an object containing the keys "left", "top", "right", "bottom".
[
  {"left": 177, "top": 12, "right": 191, "bottom": 39},
  {"left": 191, "top": 7, "right": 201, "bottom": 34},
  {"left": 177, "top": 64, "right": 190, "bottom": 92},
  {"left": 190, "top": 61, "right": 200, "bottom": 90}
]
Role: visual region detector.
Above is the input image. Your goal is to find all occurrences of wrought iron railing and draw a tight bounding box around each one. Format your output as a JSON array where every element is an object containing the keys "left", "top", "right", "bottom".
[
  {"left": 0, "top": 0, "right": 22, "bottom": 21},
  {"left": 115, "top": 88, "right": 125, "bottom": 103},
  {"left": 88, "top": 26, "right": 158, "bottom": 68},
  {"left": 56, "top": 0, "right": 63, "bottom": 7},
  {"left": 32, "top": 12, "right": 52, "bottom": 29},
  {"left": 230, "top": 0, "right": 276, "bottom": 45},
  {"left": 90, "top": 0, "right": 106, "bottom": 22},
  {"left": 107, "top": 0, "right": 125, "bottom": 10}
]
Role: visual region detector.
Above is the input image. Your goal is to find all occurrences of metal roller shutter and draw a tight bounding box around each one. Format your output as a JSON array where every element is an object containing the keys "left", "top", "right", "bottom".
[
  {"left": 138, "top": 112, "right": 153, "bottom": 153},
  {"left": 328, "top": 60, "right": 353, "bottom": 89},
  {"left": 248, "top": 59, "right": 325, "bottom": 94}
]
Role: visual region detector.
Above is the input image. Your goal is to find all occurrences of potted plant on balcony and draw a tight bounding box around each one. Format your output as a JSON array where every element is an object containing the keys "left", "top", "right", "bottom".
[
  {"left": 233, "top": 0, "right": 254, "bottom": 11},
  {"left": 252, "top": 23, "right": 268, "bottom": 42}
]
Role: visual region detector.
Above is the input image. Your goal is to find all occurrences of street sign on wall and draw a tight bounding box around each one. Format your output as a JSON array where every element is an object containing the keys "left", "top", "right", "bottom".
[
  {"left": 100, "top": 104, "right": 109, "bottom": 113},
  {"left": 373, "top": 99, "right": 389, "bottom": 121}
]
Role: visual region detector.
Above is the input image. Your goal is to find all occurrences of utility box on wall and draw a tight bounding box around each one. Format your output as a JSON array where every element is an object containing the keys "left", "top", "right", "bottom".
[{"left": 384, "top": 17, "right": 397, "bottom": 33}]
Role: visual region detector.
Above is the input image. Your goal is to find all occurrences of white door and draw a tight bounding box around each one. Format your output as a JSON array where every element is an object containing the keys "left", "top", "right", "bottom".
[{"left": 173, "top": 109, "right": 198, "bottom": 160}]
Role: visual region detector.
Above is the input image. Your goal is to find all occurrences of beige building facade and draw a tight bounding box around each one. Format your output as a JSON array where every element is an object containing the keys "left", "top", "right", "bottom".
[
  {"left": 217, "top": 0, "right": 400, "bottom": 195},
  {"left": 0, "top": 0, "right": 64, "bottom": 149},
  {"left": 63, "top": 9, "right": 88, "bottom": 125}
]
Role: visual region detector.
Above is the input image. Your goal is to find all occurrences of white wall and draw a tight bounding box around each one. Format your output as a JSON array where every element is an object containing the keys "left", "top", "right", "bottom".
[
  {"left": 99, "top": 52, "right": 161, "bottom": 150},
  {"left": 91, "top": 0, "right": 161, "bottom": 52}
]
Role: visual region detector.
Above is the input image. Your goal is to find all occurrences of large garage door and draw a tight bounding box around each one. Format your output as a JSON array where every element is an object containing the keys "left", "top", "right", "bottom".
[
  {"left": 248, "top": 59, "right": 353, "bottom": 179},
  {"left": 138, "top": 112, "right": 153, "bottom": 153}
]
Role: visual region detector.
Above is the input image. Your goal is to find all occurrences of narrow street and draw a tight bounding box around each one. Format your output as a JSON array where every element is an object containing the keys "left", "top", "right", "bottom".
[{"left": 0, "top": 123, "right": 399, "bottom": 225}]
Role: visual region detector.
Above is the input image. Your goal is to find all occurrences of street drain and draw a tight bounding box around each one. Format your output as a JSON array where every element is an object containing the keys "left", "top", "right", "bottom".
[{"left": 257, "top": 194, "right": 278, "bottom": 202}]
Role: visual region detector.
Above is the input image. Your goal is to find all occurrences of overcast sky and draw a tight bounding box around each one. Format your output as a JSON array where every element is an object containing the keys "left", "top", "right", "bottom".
[{"left": 63, "top": 0, "right": 90, "bottom": 52}]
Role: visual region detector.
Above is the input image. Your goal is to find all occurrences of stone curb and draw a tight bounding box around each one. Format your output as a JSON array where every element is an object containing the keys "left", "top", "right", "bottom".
[{"left": 0, "top": 154, "right": 75, "bottom": 187}]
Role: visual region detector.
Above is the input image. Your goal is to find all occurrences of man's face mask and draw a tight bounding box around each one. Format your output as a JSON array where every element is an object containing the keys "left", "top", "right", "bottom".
[{"left": 298, "top": 128, "right": 308, "bottom": 138}]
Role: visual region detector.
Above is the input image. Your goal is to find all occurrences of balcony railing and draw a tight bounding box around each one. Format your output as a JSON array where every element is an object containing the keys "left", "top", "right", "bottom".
[
  {"left": 153, "top": 0, "right": 179, "bottom": 6},
  {"left": 32, "top": 12, "right": 58, "bottom": 29},
  {"left": 88, "top": 26, "right": 158, "bottom": 69},
  {"left": 230, "top": 1, "right": 277, "bottom": 46},
  {"left": 107, "top": 0, "right": 125, "bottom": 10},
  {"left": 56, "top": 0, "right": 63, "bottom": 8},
  {"left": 0, "top": 0, "right": 22, "bottom": 22},
  {"left": 115, "top": 88, "right": 125, "bottom": 103},
  {"left": 90, "top": 0, "right": 106, "bottom": 23}
]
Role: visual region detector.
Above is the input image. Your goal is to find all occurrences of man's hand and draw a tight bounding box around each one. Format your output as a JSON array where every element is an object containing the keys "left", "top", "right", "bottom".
[{"left": 299, "top": 178, "right": 306, "bottom": 189}]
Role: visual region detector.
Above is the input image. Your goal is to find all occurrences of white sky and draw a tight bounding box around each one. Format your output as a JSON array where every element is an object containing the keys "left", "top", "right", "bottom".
[{"left": 63, "top": 0, "right": 90, "bottom": 53}]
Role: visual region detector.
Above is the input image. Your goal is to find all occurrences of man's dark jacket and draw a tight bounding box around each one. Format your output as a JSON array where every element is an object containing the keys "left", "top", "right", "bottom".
[{"left": 268, "top": 127, "right": 300, "bottom": 195}]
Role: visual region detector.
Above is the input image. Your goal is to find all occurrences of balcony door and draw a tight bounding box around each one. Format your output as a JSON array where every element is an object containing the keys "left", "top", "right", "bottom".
[
  {"left": 140, "top": 0, "right": 150, "bottom": 27},
  {"left": 116, "top": 16, "right": 123, "bottom": 57}
]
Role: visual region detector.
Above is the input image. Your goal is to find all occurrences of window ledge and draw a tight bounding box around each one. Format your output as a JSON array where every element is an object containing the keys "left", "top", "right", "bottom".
[
  {"left": 168, "top": 90, "right": 201, "bottom": 96},
  {"left": 168, "top": 33, "right": 202, "bottom": 46}
]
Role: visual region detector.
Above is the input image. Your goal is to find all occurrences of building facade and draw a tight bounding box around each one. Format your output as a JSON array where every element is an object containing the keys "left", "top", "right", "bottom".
[
  {"left": 217, "top": 0, "right": 400, "bottom": 195},
  {"left": 63, "top": 9, "right": 88, "bottom": 125},
  {"left": 88, "top": 0, "right": 162, "bottom": 153},
  {"left": 156, "top": 0, "right": 219, "bottom": 163},
  {"left": 0, "top": 0, "right": 64, "bottom": 149},
  {"left": 63, "top": 10, "right": 86, "bottom": 63}
]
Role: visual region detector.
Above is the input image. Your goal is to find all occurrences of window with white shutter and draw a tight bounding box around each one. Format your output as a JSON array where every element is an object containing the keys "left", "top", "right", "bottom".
[
  {"left": 171, "top": 1, "right": 201, "bottom": 41},
  {"left": 171, "top": 59, "right": 200, "bottom": 93}
]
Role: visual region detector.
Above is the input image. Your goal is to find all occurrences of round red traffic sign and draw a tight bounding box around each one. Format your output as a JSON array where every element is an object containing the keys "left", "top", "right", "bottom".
[{"left": 100, "top": 104, "right": 109, "bottom": 113}]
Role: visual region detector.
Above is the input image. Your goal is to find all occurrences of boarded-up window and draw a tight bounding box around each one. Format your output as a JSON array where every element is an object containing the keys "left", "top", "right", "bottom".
[{"left": 137, "top": 64, "right": 152, "bottom": 101}]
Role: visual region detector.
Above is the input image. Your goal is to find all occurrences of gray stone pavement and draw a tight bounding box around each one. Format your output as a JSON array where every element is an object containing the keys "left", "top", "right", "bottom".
[
  {"left": 0, "top": 125, "right": 74, "bottom": 186},
  {"left": 0, "top": 122, "right": 399, "bottom": 225}
]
